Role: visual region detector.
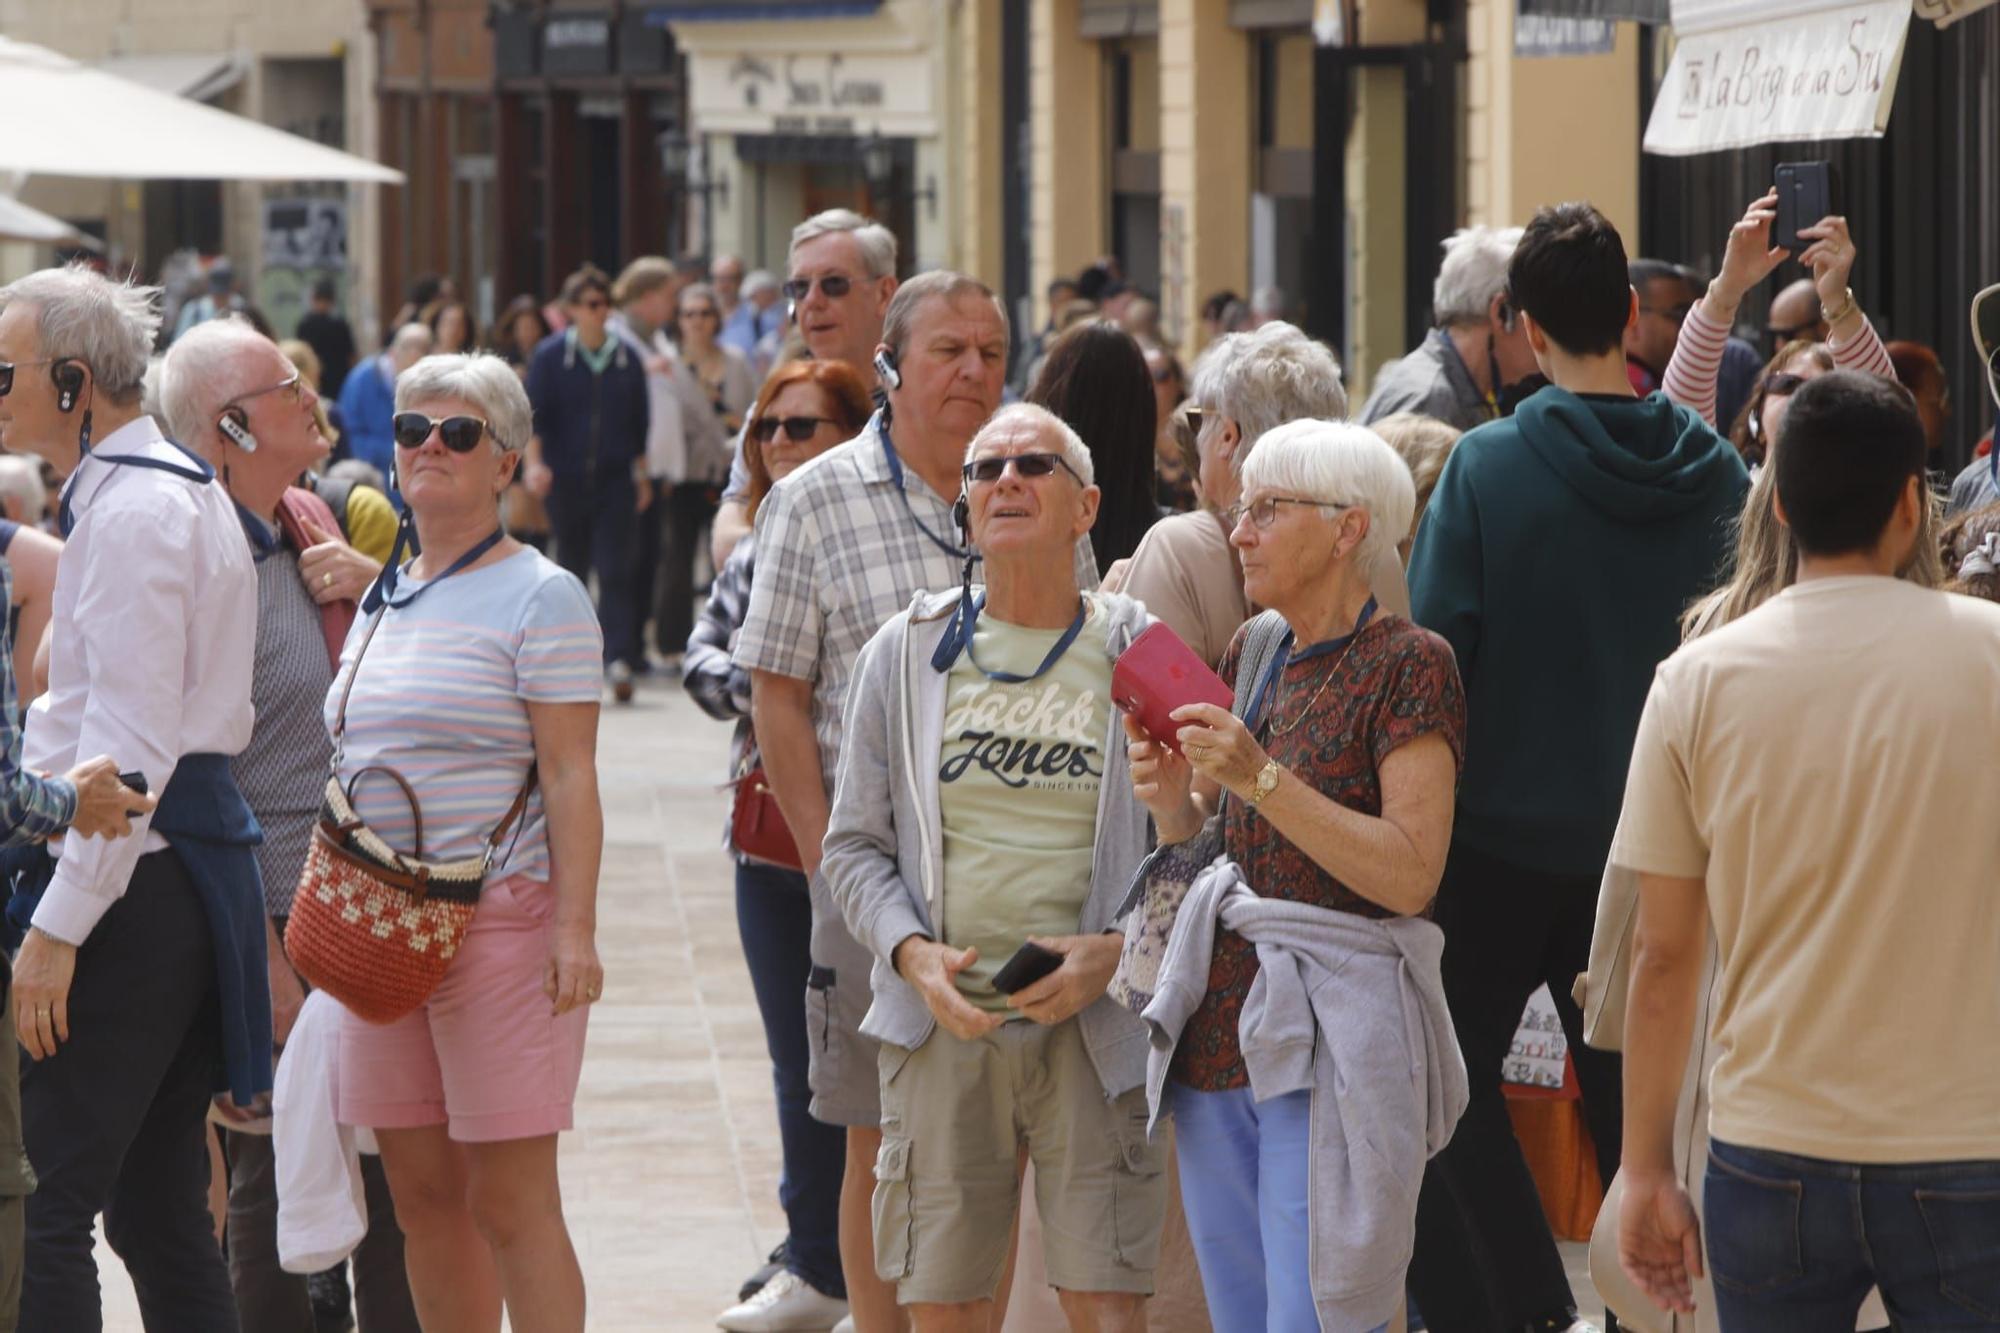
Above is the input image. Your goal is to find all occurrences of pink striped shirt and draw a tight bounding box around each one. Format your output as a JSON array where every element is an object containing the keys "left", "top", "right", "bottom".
[
  {"left": 1663, "top": 297, "right": 1896, "bottom": 429},
  {"left": 325, "top": 547, "right": 603, "bottom": 881}
]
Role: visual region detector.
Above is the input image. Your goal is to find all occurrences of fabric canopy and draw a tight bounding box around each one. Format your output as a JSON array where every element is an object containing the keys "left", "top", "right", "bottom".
[
  {"left": 0, "top": 39, "right": 402, "bottom": 184},
  {"left": 0, "top": 195, "right": 102, "bottom": 250}
]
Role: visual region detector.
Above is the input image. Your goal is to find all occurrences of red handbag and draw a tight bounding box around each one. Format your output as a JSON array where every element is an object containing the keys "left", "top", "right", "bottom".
[{"left": 730, "top": 757, "right": 802, "bottom": 871}]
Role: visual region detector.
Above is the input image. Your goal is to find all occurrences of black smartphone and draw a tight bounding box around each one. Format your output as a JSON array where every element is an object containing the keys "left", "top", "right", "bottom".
[
  {"left": 990, "top": 941, "right": 1065, "bottom": 995},
  {"left": 1773, "top": 161, "right": 1835, "bottom": 257},
  {"left": 117, "top": 771, "right": 148, "bottom": 796}
]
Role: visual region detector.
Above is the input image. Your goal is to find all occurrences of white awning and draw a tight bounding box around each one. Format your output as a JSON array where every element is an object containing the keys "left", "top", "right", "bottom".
[
  {"left": 0, "top": 195, "right": 102, "bottom": 250},
  {"left": 94, "top": 51, "right": 246, "bottom": 104},
  {"left": 1643, "top": 0, "right": 1913, "bottom": 156},
  {"left": 0, "top": 39, "right": 402, "bottom": 184}
]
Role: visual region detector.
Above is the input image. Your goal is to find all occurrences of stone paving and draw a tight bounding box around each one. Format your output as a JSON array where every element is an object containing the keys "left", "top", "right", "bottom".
[{"left": 93, "top": 670, "right": 1605, "bottom": 1331}]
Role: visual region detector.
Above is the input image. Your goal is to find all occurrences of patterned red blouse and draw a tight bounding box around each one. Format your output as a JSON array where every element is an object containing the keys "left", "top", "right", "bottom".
[{"left": 1169, "top": 612, "right": 1466, "bottom": 1092}]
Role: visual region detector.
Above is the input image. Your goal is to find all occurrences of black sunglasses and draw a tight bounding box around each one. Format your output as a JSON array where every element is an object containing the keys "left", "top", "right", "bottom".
[
  {"left": 751, "top": 415, "right": 836, "bottom": 444},
  {"left": 0, "top": 358, "right": 54, "bottom": 398},
  {"left": 1763, "top": 372, "right": 1808, "bottom": 398},
  {"left": 962, "top": 452, "right": 1084, "bottom": 485},
  {"left": 392, "top": 412, "right": 491, "bottom": 452},
  {"left": 782, "top": 274, "right": 853, "bottom": 303}
]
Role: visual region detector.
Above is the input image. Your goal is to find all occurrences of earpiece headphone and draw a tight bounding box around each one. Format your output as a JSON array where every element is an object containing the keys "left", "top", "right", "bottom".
[
  {"left": 1497, "top": 298, "right": 1518, "bottom": 333},
  {"left": 951, "top": 492, "right": 969, "bottom": 538},
  {"left": 217, "top": 407, "right": 259, "bottom": 453},
  {"left": 874, "top": 347, "right": 902, "bottom": 392},
  {"left": 51, "top": 360, "right": 84, "bottom": 413},
  {"left": 1747, "top": 409, "right": 1761, "bottom": 440}
]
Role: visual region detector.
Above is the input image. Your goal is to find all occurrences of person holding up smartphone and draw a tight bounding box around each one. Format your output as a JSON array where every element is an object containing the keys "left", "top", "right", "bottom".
[
  {"left": 1661, "top": 179, "right": 1894, "bottom": 438},
  {"left": 821, "top": 403, "right": 1165, "bottom": 1332}
]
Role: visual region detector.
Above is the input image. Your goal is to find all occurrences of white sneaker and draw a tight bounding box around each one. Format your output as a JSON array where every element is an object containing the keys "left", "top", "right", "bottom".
[
  {"left": 831, "top": 1319, "right": 855, "bottom": 1333},
  {"left": 715, "top": 1269, "right": 850, "bottom": 1332}
]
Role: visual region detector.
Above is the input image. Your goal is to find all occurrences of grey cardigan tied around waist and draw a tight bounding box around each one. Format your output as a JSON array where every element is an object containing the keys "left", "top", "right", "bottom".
[{"left": 1142, "top": 857, "right": 1469, "bottom": 1331}]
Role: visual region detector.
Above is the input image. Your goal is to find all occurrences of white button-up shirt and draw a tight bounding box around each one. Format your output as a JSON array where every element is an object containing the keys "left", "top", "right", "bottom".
[{"left": 24, "top": 415, "right": 257, "bottom": 944}]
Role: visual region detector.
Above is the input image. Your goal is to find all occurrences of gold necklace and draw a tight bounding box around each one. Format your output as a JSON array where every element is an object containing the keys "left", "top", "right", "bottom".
[{"left": 1265, "top": 634, "right": 1362, "bottom": 739}]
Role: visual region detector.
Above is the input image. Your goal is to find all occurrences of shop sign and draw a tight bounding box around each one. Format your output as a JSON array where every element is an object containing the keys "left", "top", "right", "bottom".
[
  {"left": 1643, "top": 0, "right": 1911, "bottom": 156},
  {"left": 690, "top": 51, "right": 935, "bottom": 137},
  {"left": 1514, "top": 11, "right": 1617, "bottom": 56}
]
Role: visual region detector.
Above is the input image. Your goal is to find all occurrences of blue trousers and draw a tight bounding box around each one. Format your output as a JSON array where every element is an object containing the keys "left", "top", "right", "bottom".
[
  {"left": 1705, "top": 1138, "right": 2000, "bottom": 1330},
  {"left": 734, "top": 860, "right": 846, "bottom": 1298},
  {"left": 546, "top": 476, "right": 636, "bottom": 668},
  {"left": 1172, "top": 1084, "right": 1389, "bottom": 1333}
]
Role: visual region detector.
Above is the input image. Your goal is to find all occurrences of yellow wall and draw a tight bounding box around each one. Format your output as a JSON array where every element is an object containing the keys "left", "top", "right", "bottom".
[
  {"left": 1029, "top": 0, "right": 1108, "bottom": 327},
  {"left": 1159, "top": 0, "right": 1251, "bottom": 354},
  {"left": 1465, "top": 0, "right": 1640, "bottom": 243},
  {"left": 953, "top": 0, "right": 1006, "bottom": 284},
  {"left": 1346, "top": 65, "right": 1408, "bottom": 398}
]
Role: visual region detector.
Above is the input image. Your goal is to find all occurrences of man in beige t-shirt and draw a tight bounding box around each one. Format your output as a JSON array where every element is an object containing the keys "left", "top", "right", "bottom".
[{"left": 1613, "top": 372, "right": 2000, "bottom": 1328}]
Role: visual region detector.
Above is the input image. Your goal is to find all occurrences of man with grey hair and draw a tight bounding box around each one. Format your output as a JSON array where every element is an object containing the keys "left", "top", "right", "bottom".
[
  {"left": 336, "top": 321, "right": 434, "bottom": 502},
  {"left": 711, "top": 209, "right": 901, "bottom": 569},
  {"left": 821, "top": 400, "right": 1166, "bottom": 1331},
  {"left": 1360, "top": 224, "right": 1540, "bottom": 432},
  {"left": 721, "top": 269, "right": 784, "bottom": 374},
  {"left": 159, "top": 318, "right": 417, "bottom": 1332},
  {"left": 732, "top": 271, "right": 1094, "bottom": 1332},
  {"left": 1112, "top": 320, "right": 1408, "bottom": 667},
  {"left": 0, "top": 262, "right": 264, "bottom": 1329}
]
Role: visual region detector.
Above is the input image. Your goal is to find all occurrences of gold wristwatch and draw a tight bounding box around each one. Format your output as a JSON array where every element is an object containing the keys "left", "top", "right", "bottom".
[{"left": 1247, "top": 759, "right": 1282, "bottom": 808}]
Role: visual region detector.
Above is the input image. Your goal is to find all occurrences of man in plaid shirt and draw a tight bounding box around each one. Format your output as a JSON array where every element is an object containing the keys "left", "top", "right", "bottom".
[{"left": 735, "top": 270, "right": 1096, "bottom": 1330}]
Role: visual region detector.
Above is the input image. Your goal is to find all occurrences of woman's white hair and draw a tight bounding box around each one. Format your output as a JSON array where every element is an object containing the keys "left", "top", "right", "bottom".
[
  {"left": 789, "top": 208, "right": 898, "bottom": 280},
  {"left": 1190, "top": 321, "right": 1346, "bottom": 466},
  {"left": 156, "top": 316, "right": 279, "bottom": 447},
  {"left": 394, "top": 353, "right": 533, "bottom": 454},
  {"left": 1240, "top": 418, "right": 1416, "bottom": 567},
  {"left": 965, "top": 403, "right": 1094, "bottom": 487},
  {"left": 0, "top": 263, "right": 162, "bottom": 402},
  {"left": 1432, "top": 225, "right": 1524, "bottom": 327}
]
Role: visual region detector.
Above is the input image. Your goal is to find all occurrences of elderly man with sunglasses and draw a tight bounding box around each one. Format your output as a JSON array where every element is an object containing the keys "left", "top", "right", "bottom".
[
  {"left": 0, "top": 263, "right": 264, "bottom": 1330},
  {"left": 710, "top": 209, "right": 900, "bottom": 570},
  {"left": 156, "top": 319, "right": 420, "bottom": 1333},
  {"left": 823, "top": 403, "right": 1162, "bottom": 1331},
  {"left": 734, "top": 271, "right": 1097, "bottom": 1332}
]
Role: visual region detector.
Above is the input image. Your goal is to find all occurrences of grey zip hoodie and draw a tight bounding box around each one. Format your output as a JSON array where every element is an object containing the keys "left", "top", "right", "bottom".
[
  {"left": 1143, "top": 858, "right": 1469, "bottom": 1331},
  {"left": 822, "top": 586, "right": 1154, "bottom": 1098}
]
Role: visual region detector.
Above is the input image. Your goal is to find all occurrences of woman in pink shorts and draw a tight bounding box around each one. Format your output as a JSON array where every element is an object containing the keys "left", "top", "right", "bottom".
[{"left": 329, "top": 351, "right": 606, "bottom": 1331}]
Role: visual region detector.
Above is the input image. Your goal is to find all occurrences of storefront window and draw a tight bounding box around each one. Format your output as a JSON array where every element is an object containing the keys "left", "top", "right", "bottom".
[
  {"left": 1252, "top": 31, "right": 1314, "bottom": 325},
  {"left": 1108, "top": 37, "right": 1161, "bottom": 294}
]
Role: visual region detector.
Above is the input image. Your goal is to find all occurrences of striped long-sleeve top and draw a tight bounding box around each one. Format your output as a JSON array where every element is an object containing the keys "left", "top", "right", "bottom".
[
  {"left": 0, "top": 557, "right": 77, "bottom": 845},
  {"left": 1663, "top": 297, "right": 1895, "bottom": 430}
]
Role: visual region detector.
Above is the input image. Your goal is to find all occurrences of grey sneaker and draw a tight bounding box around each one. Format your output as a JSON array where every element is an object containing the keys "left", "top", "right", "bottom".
[{"left": 609, "top": 659, "right": 635, "bottom": 704}]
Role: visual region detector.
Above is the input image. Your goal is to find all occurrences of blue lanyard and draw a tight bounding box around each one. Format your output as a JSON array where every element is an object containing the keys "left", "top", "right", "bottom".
[
  {"left": 58, "top": 440, "right": 215, "bottom": 538},
  {"left": 233, "top": 501, "right": 279, "bottom": 562},
  {"left": 876, "top": 415, "right": 973, "bottom": 563},
  {"left": 362, "top": 525, "right": 504, "bottom": 613},
  {"left": 933, "top": 592, "right": 1088, "bottom": 682},
  {"left": 1245, "top": 596, "right": 1378, "bottom": 733}
]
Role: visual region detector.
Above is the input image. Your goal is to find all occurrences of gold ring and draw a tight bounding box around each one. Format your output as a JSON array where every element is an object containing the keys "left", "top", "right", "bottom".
[{"left": 322, "top": 572, "right": 333, "bottom": 588}]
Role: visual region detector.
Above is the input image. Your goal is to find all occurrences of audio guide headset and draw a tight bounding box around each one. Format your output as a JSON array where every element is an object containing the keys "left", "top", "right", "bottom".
[
  {"left": 873, "top": 346, "right": 903, "bottom": 392},
  {"left": 1497, "top": 297, "right": 1518, "bottom": 333},
  {"left": 51, "top": 359, "right": 84, "bottom": 413},
  {"left": 217, "top": 406, "right": 259, "bottom": 453}
]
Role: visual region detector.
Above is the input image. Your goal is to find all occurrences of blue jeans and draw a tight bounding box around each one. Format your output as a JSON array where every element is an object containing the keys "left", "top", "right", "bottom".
[
  {"left": 1705, "top": 1138, "right": 2000, "bottom": 1330},
  {"left": 1172, "top": 1084, "right": 1389, "bottom": 1333},
  {"left": 734, "top": 861, "right": 846, "bottom": 1298}
]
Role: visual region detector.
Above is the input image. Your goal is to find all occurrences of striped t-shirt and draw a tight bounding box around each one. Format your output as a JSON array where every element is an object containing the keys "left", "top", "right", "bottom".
[{"left": 325, "top": 546, "right": 602, "bottom": 882}]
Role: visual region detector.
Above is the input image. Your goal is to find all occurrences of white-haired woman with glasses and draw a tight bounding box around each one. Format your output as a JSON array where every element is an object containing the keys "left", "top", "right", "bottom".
[
  {"left": 1126, "top": 419, "right": 1468, "bottom": 1333},
  {"left": 823, "top": 402, "right": 1168, "bottom": 1330},
  {"left": 329, "top": 352, "right": 605, "bottom": 1331}
]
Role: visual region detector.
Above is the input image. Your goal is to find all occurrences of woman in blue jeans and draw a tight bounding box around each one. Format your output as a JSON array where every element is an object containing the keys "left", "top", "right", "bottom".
[
  {"left": 1128, "top": 421, "right": 1467, "bottom": 1332},
  {"left": 684, "top": 360, "right": 872, "bottom": 1332}
]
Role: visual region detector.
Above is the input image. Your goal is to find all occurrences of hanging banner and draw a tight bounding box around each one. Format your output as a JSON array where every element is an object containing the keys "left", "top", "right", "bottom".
[{"left": 1643, "top": 0, "right": 1911, "bottom": 156}]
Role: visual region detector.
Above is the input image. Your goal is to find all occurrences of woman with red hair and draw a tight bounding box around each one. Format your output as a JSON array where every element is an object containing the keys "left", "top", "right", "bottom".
[{"left": 682, "top": 359, "right": 872, "bottom": 1331}]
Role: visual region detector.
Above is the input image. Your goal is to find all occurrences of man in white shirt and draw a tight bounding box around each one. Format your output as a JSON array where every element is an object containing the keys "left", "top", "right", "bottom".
[
  {"left": 1614, "top": 371, "right": 2000, "bottom": 1327},
  {"left": 0, "top": 263, "right": 261, "bottom": 1330}
]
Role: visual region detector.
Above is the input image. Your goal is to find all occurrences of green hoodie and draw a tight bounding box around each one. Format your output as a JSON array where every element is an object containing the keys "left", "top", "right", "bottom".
[{"left": 1408, "top": 387, "right": 1748, "bottom": 878}]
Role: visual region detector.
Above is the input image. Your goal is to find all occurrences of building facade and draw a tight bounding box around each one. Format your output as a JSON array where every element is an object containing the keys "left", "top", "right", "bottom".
[{"left": 0, "top": 0, "right": 384, "bottom": 341}]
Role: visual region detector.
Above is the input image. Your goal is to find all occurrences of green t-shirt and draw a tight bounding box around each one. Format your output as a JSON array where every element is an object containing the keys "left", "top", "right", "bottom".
[{"left": 938, "top": 597, "right": 1110, "bottom": 1014}]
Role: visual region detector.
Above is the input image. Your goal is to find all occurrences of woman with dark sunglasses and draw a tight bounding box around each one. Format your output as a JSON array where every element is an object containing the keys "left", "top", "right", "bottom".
[
  {"left": 683, "top": 359, "right": 871, "bottom": 1332},
  {"left": 331, "top": 352, "right": 606, "bottom": 1333}
]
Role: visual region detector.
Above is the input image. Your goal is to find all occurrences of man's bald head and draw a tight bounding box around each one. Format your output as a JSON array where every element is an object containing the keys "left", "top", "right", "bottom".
[{"left": 1768, "top": 279, "right": 1827, "bottom": 349}]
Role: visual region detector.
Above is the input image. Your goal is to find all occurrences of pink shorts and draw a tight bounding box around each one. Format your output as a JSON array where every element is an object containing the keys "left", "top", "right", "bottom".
[{"left": 337, "top": 874, "right": 590, "bottom": 1143}]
